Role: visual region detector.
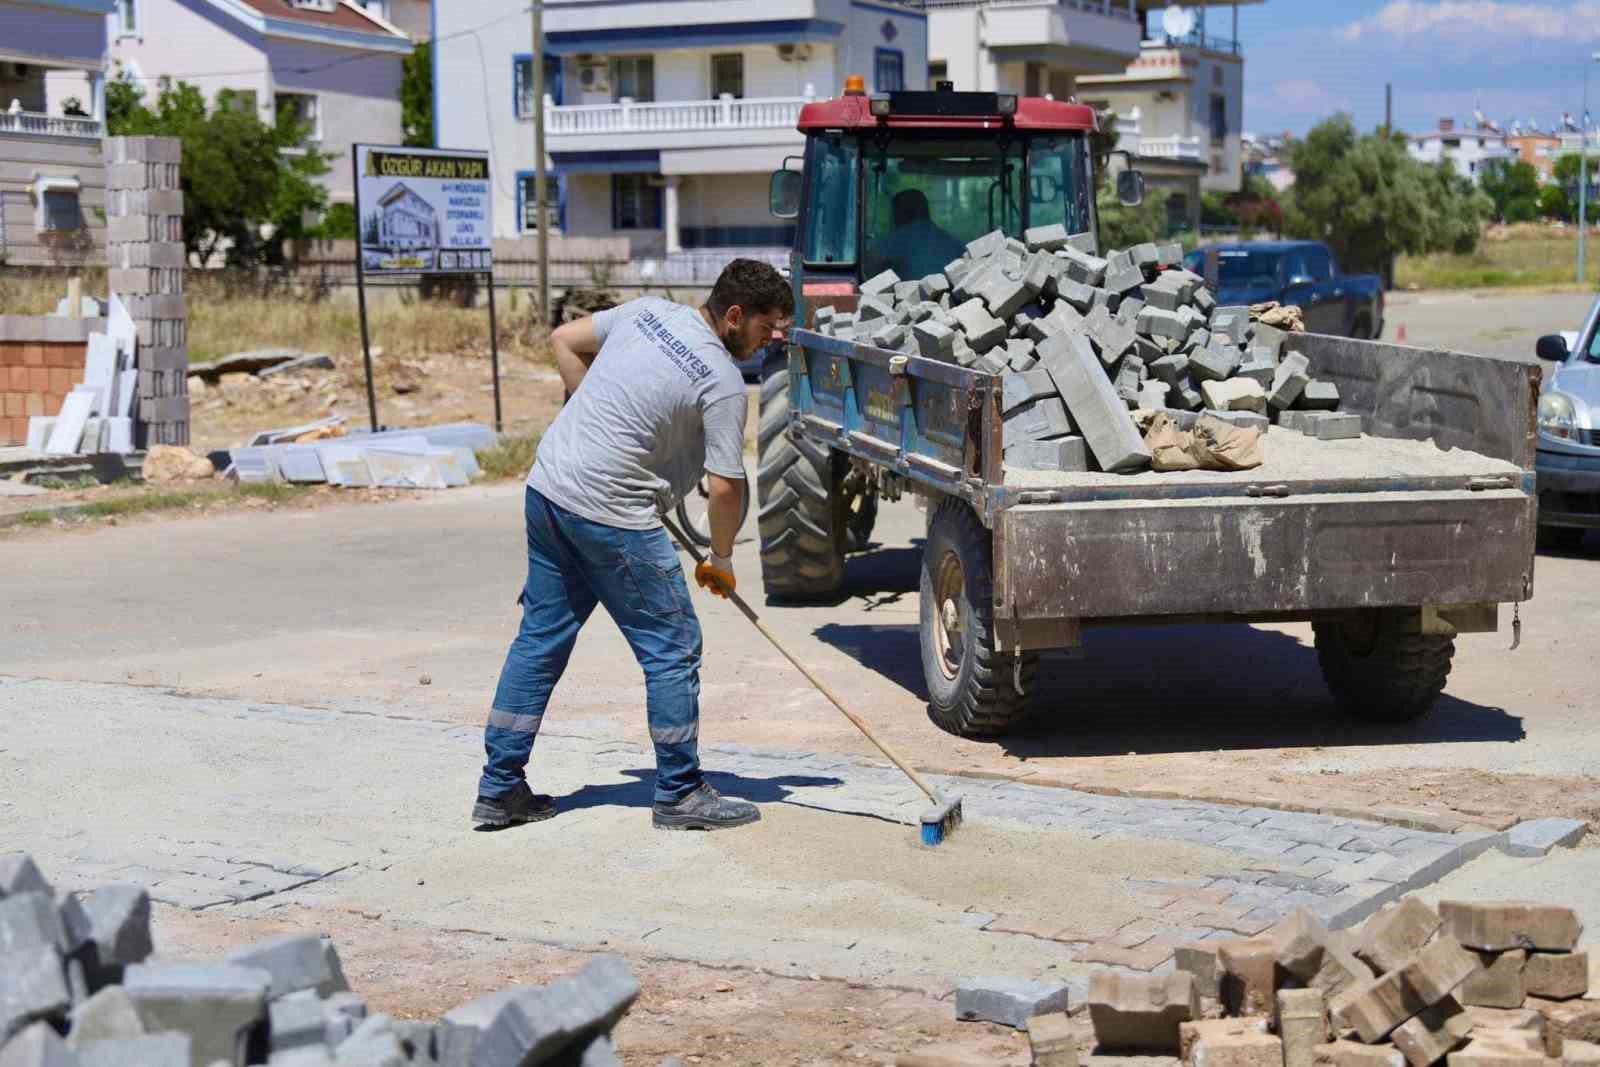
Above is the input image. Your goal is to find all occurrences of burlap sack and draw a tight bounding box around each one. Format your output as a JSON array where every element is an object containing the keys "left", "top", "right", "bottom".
[
  {"left": 1143, "top": 411, "right": 1200, "bottom": 471},
  {"left": 1188, "top": 414, "right": 1265, "bottom": 470}
]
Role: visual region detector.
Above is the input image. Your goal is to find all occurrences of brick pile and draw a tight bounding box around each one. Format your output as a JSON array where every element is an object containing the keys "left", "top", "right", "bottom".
[
  {"left": 105, "top": 135, "right": 190, "bottom": 449},
  {"left": 1067, "top": 897, "right": 1599, "bottom": 1067},
  {"left": 811, "top": 226, "right": 1354, "bottom": 474},
  {"left": 0, "top": 854, "right": 654, "bottom": 1066}
]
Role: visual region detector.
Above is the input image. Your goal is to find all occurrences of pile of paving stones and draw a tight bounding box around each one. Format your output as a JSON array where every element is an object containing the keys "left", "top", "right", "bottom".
[
  {"left": 0, "top": 854, "right": 650, "bottom": 1066},
  {"left": 811, "top": 225, "right": 1355, "bottom": 474},
  {"left": 1039, "top": 897, "right": 1600, "bottom": 1067}
]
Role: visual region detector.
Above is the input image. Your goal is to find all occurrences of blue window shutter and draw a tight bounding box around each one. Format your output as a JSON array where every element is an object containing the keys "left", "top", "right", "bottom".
[
  {"left": 545, "top": 56, "right": 563, "bottom": 106},
  {"left": 513, "top": 55, "right": 527, "bottom": 117},
  {"left": 557, "top": 174, "right": 568, "bottom": 231}
]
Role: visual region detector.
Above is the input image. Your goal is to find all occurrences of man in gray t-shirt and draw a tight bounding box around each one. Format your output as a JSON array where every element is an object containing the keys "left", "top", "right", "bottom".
[{"left": 474, "top": 259, "right": 794, "bottom": 833}]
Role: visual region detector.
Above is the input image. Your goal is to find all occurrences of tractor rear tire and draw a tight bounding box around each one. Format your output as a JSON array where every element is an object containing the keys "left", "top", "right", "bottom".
[
  {"left": 1313, "top": 609, "right": 1454, "bottom": 723},
  {"left": 920, "top": 498, "right": 1036, "bottom": 738},
  {"left": 757, "top": 356, "right": 847, "bottom": 601}
]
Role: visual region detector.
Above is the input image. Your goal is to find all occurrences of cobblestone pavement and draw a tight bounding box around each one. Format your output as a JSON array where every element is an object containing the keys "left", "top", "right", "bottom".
[{"left": 0, "top": 677, "right": 1517, "bottom": 986}]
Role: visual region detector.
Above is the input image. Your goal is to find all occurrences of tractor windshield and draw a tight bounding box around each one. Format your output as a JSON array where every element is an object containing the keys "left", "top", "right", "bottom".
[{"left": 798, "top": 130, "right": 1095, "bottom": 279}]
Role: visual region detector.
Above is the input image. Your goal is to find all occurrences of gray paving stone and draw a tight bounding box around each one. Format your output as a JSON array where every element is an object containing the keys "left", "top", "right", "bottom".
[
  {"left": 0, "top": 1021, "right": 76, "bottom": 1067},
  {"left": 227, "top": 935, "right": 348, "bottom": 1000},
  {"left": 1, "top": 946, "right": 70, "bottom": 1043},
  {"left": 1502, "top": 818, "right": 1586, "bottom": 857},
  {"left": 68, "top": 987, "right": 145, "bottom": 1048},
  {"left": 123, "top": 962, "right": 270, "bottom": 1067},
  {"left": 955, "top": 976, "right": 1071, "bottom": 1030},
  {"left": 0, "top": 857, "right": 51, "bottom": 901},
  {"left": 1039, "top": 332, "right": 1151, "bottom": 473},
  {"left": 76, "top": 1034, "right": 191, "bottom": 1067}
]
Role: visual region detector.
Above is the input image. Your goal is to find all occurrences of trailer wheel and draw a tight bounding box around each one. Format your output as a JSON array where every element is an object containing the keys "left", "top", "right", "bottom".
[
  {"left": 920, "top": 499, "right": 1036, "bottom": 738},
  {"left": 1313, "top": 609, "right": 1454, "bottom": 723},
  {"left": 757, "top": 356, "right": 847, "bottom": 601}
]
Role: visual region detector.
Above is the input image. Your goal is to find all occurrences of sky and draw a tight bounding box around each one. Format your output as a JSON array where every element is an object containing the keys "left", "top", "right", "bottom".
[{"left": 1234, "top": 0, "right": 1600, "bottom": 139}]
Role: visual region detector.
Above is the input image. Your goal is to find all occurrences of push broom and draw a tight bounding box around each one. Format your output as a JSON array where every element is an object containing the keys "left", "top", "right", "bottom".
[{"left": 661, "top": 514, "right": 963, "bottom": 846}]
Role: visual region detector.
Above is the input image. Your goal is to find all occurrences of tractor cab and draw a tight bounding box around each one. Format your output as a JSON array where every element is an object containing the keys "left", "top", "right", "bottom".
[{"left": 770, "top": 82, "right": 1141, "bottom": 299}]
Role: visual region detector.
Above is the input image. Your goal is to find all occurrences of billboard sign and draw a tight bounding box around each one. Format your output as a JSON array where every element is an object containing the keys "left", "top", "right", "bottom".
[{"left": 354, "top": 145, "right": 492, "bottom": 274}]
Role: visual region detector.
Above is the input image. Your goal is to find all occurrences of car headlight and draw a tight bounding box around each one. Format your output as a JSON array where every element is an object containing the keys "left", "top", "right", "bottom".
[{"left": 1538, "top": 392, "right": 1578, "bottom": 439}]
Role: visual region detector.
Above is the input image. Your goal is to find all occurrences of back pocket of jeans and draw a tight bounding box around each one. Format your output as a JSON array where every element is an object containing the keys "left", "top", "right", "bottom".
[{"left": 622, "top": 552, "right": 687, "bottom": 619}]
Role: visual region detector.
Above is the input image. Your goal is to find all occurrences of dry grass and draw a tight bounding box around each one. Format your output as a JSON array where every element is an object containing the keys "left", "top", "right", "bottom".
[
  {"left": 1397, "top": 225, "right": 1600, "bottom": 290},
  {"left": 475, "top": 433, "right": 541, "bottom": 480}
]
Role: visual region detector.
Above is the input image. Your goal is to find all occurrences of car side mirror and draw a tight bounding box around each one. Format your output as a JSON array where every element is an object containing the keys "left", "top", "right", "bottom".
[
  {"left": 1536, "top": 333, "right": 1570, "bottom": 362},
  {"left": 1116, "top": 168, "right": 1145, "bottom": 207},
  {"left": 769, "top": 168, "right": 801, "bottom": 220}
]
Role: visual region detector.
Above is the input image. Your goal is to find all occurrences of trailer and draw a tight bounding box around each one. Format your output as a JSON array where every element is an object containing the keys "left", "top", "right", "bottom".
[{"left": 757, "top": 84, "right": 1538, "bottom": 736}]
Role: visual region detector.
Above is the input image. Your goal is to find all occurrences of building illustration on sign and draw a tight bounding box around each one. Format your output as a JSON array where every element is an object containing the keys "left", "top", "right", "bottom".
[
  {"left": 355, "top": 145, "right": 492, "bottom": 275},
  {"left": 377, "top": 183, "right": 438, "bottom": 250}
]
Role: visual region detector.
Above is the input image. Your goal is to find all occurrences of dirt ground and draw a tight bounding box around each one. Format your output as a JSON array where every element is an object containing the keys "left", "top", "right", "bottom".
[{"left": 153, "top": 904, "right": 1038, "bottom": 1067}]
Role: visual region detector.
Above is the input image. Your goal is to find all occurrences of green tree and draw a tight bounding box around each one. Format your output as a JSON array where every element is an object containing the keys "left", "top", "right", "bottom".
[
  {"left": 401, "top": 41, "right": 433, "bottom": 147},
  {"left": 1285, "top": 115, "right": 1491, "bottom": 279},
  {"left": 1538, "top": 184, "right": 1571, "bottom": 220},
  {"left": 1480, "top": 160, "right": 1540, "bottom": 222},
  {"left": 106, "top": 77, "right": 331, "bottom": 265},
  {"left": 1097, "top": 184, "right": 1171, "bottom": 248}
]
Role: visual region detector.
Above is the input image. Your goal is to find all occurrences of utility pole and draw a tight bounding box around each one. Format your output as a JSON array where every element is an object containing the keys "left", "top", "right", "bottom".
[
  {"left": 1581, "top": 54, "right": 1600, "bottom": 284},
  {"left": 532, "top": 0, "right": 551, "bottom": 325},
  {"left": 1384, "top": 83, "right": 1392, "bottom": 138}
]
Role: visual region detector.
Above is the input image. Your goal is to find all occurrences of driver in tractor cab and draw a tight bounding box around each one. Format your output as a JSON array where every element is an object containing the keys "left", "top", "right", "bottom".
[{"left": 870, "top": 189, "right": 965, "bottom": 282}]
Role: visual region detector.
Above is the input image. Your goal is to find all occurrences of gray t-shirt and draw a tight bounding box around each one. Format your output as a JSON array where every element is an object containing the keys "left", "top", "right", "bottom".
[{"left": 528, "top": 296, "right": 748, "bottom": 530}]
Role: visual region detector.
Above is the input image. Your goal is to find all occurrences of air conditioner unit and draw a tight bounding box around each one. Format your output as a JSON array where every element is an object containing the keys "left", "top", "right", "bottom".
[{"left": 776, "top": 43, "right": 813, "bottom": 63}]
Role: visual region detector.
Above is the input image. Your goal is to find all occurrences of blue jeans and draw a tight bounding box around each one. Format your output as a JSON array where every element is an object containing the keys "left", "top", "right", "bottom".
[{"left": 479, "top": 487, "right": 704, "bottom": 804}]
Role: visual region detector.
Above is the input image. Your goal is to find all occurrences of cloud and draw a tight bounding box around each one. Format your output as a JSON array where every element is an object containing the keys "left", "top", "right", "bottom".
[
  {"left": 1342, "top": 1, "right": 1600, "bottom": 45},
  {"left": 1253, "top": 78, "right": 1355, "bottom": 117}
]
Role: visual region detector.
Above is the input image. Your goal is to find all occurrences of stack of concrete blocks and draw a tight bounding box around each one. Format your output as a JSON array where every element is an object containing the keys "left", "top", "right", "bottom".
[
  {"left": 105, "top": 135, "right": 189, "bottom": 449},
  {"left": 1070, "top": 893, "right": 1600, "bottom": 1067},
  {"left": 811, "top": 225, "right": 1358, "bottom": 474},
  {"left": 0, "top": 854, "right": 653, "bottom": 1066}
]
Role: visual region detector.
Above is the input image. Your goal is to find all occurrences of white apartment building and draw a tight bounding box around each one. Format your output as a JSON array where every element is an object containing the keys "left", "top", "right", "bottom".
[
  {"left": 925, "top": 0, "right": 1142, "bottom": 100},
  {"left": 1408, "top": 118, "right": 1518, "bottom": 184},
  {"left": 1077, "top": 0, "right": 1262, "bottom": 202},
  {"left": 434, "top": 0, "right": 927, "bottom": 261}
]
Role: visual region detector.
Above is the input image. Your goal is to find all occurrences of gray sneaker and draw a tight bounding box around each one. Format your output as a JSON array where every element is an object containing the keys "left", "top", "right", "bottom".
[
  {"left": 472, "top": 782, "right": 556, "bottom": 828},
  {"left": 652, "top": 782, "right": 761, "bottom": 830}
]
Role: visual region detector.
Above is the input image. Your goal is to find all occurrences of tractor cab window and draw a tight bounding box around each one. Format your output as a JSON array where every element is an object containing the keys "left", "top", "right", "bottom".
[
  {"left": 863, "top": 137, "right": 1022, "bottom": 281},
  {"left": 801, "top": 135, "right": 860, "bottom": 266},
  {"left": 1026, "top": 136, "right": 1093, "bottom": 237}
]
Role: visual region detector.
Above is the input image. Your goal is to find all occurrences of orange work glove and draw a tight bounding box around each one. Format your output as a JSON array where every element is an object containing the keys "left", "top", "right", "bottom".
[{"left": 694, "top": 552, "right": 735, "bottom": 598}]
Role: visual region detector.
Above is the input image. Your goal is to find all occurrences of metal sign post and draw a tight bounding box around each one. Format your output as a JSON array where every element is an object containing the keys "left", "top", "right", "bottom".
[{"left": 351, "top": 143, "right": 498, "bottom": 433}]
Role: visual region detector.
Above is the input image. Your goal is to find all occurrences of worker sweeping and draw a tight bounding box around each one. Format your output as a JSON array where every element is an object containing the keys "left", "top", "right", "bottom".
[{"left": 472, "top": 259, "right": 794, "bottom": 832}]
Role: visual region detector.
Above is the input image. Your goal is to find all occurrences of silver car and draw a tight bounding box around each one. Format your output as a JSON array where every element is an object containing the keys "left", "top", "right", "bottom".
[{"left": 1535, "top": 306, "right": 1600, "bottom": 550}]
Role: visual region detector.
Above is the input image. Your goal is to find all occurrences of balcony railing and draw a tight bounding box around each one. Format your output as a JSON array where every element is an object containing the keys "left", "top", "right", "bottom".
[
  {"left": 545, "top": 95, "right": 811, "bottom": 137},
  {"left": 1114, "top": 109, "right": 1204, "bottom": 162},
  {"left": 916, "top": 0, "right": 1136, "bottom": 16},
  {"left": 1143, "top": 29, "right": 1239, "bottom": 55},
  {"left": 0, "top": 111, "right": 104, "bottom": 139}
]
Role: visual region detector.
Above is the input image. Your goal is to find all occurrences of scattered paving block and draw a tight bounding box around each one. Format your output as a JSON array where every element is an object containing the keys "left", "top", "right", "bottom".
[
  {"left": 890, "top": 279, "right": 921, "bottom": 305},
  {"left": 1297, "top": 380, "right": 1341, "bottom": 410},
  {"left": 1358, "top": 900, "right": 1445, "bottom": 978},
  {"left": 1251, "top": 322, "right": 1287, "bottom": 358},
  {"left": 1040, "top": 332, "right": 1152, "bottom": 473},
  {"left": 0, "top": 895, "right": 65, "bottom": 956},
  {"left": 1158, "top": 242, "right": 1184, "bottom": 267},
  {"left": 1028, "top": 1012, "right": 1078, "bottom": 1067},
  {"left": 1025, "top": 223, "right": 1069, "bottom": 252},
  {"left": 1003, "top": 368, "right": 1059, "bottom": 414},
  {"left": 1173, "top": 383, "right": 1205, "bottom": 411},
  {"left": 967, "top": 230, "right": 1007, "bottom": 260},
  {"left": 322, "top": 992, "right": 367, "bottom": 1046},
  {"left": 920, "top": 273, "right": 952, "bottom": 301},
  {"left": 1090, "top": 288, "right": 1120, "bottom": 315},
  {"left": 1088, "top": 971, "right": 1198, "bottom": 1052},
  {"left": 75, "top": 888, "right": 151, "bottom": 984},
  {"left": 1274, "top": 910, "right": 1338, "bottom": 984},
  {"left": 1084, "top": 306, "right": 1137, "bottom": 366},
  {"left": 1218, "top": 940, "right": 1277, "bottom": 1019},
  {"left": 1527, "top": 997, "right": 1600, "bottom": 1056},
  {"left": 227, "top": 935, "right": 349, "bottom": 1001},
  {"left": 0, "top": 1022, "right": 76, "bottom": 1067},
  {"left": 1210, "top": 306, "right": 1251, "bottom": 345},
  {"left": 1118, "top": 296, "right": 1147, "bottom": 325},
  {"left": 1137, "top": 380, "right": 1170, "bottom": 410},
  {"left": 1006, "top": 435, "right": 1091, "bottom": 472},
  {"left": 1056, "top": 277, "right": 1096, "bottom": 313},
  {"left": 1131, "top": 243, "right": 1160, "bottom": 269},
  {"left": 951, "top": 298, "right": 1008, "bottom": 353},
  {"left": 1277, "top": 410, "right": 1325, "bottom": 433},
  {"left": 860, "top": 269, "right": 900, "bottom": 297},
  {"left": 1280, "top": 990, "right": 1329, "bottom": 1067},
  {"left": 75, "top": 1034, "right": 193, "bottom": 1067},
  {"left": 1, "top": 945, "right": 70, "bottom": 1043},
  {"left": 977, "top": 266, "right": 1041, "bottom": 321},
  {"left": 1316, "top": 1041, "right": 1408, "bottom": 1067},
  {"left": 440, "top": 955, "right": 638, "bottom": 1067},
  {"left": 1314, "top": 938, "right": 1379, "bottom": 1002},
  {"left": 1181, "top": 327, "right": 1213, "bottom": 355},
  {"left": 1235, "top": 359, "right": 1277, "bottom": 388},
  {"left": 955, "top": 977, "right": 1072, "bottom": 1030},
  {"left": 1140, "top": 279, "right": 1187, "bottom": 312},
  {"left": 1269, "top": 352, "right": 1312, "bottom": 409},
  {"left": 123, "top": 962, "right": 271, "bottom": 1067},
  {"left": 334, "top": 1013, "right": 405, "bottom": 1065},
  {"left": 1331, "top": 939, "right": 1476, "bottom": 1044},
  {"left": 1393, "top": 996, "right": 1471, "bottom": 1067},
  {"left": 1182, "top": 1018, "right": 1270, "bottom": 1063},
  {"left": 1448, "top": 1040, "right": 1552, "bottom": 1067},
  {"left": 1062, "top": 248, "right": 1109, "bottom": 287},
  {"left": 869, "top": 322, "right": 908, "bottom": 350},
  {"left": 1308, "top": 412, "right": 1362, "bottom": 439},
  {"left": 1201, "top": 379, "right": 1267, "bottom": 414},
  {"left": 1184, "top": 1018, "right": 1280, "bottom": 1067},
  {"left": 68, "top": 987, "right": 145, "bottom": 1047},
  {"left": 1137, "top": 306, "right": 1191, "bottom": 343},
  {"left": 1505, "top": 820, "right": 1589, "bottom": 858},
  {"left": 913, "top": 320, "right": 957, "bottom": 361},
  {"left": 1564, "top": 1040, "right": 1600, "bottom": 1067},
  {"left": 1174, "top": 944, "right": 1222, "bottom": 1000},
  {"left": 1439, "top": 903, "right": 1583, "bottom": 953},
  {"left": 1525, "top": 954, "right": 1588, "bottom": 1001},
  {"left": 1459, "top": 953, "right": 1516, "bottom": 1011},
  {"left": 1105, "top": 257, "right": 1146, "bottom": 295},
  {"left": 1149, "top": 353, "right": 1191, "bottom": 388},
  {"left": 267, "top": 990, "right": 325, "bottom": 1054},
  {"left": 1004, "top": 396, "right": 1074, "bottom": 445},
  {"left": 1473, "top": 1031, "right": 1546, "bottom": 1053},
  {"left": 0, "top": 858, "right": 52, "bottom": 901},
  {"left": 1189, "top": 343, "right": 1240, "bottom": 383},
  {"left": 857, "top": 295, "right": 895, "bottom": 323},
  {"left": 973, "top": 352, "right": 1009, "bottom": 375},
  {"left": 1066, "top": 231, "right": 1097, "bottom": 254},
  {"left": 1403, "top": 937, "right": 1482, "bottom": 1006},
  {"left": 1193, "top": 285, "right": 1217, "bottom": 314},
  {"left": 1465, "top": 1007, "right": 1546, "bottom": 1034}
]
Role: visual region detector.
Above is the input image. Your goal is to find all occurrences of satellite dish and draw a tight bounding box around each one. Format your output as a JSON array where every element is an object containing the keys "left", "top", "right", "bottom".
[{"left": 1161, "top": 4, "right": 1196, "bottom": 39}]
